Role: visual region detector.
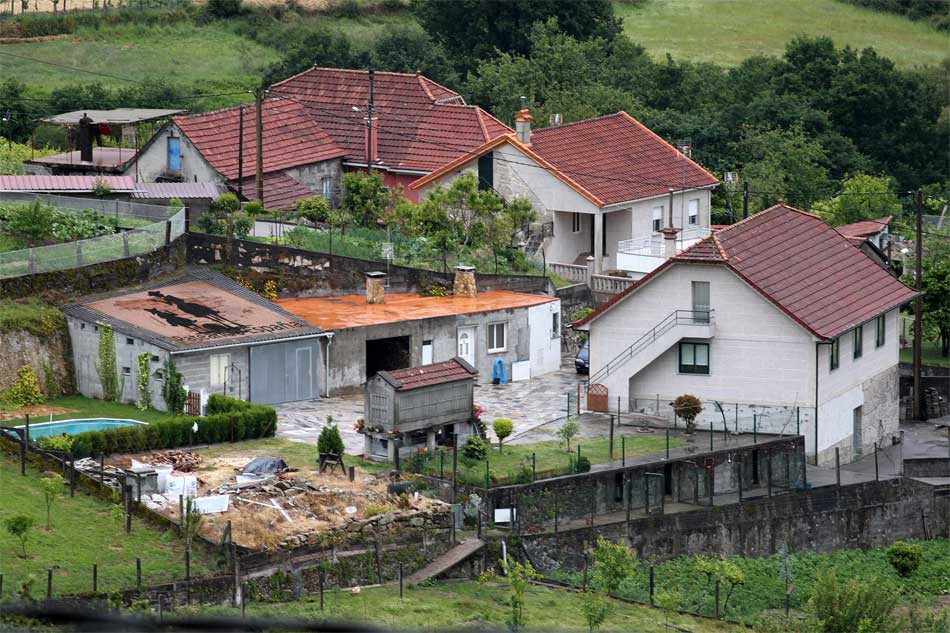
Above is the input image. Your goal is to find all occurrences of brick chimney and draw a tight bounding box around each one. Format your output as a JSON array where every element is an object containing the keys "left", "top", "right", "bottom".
[
  {"left": 364, "top": 114, "right": 379, "bottom": 166},
  {"left": 515, "top": 108, "right": 532, "bottom": 146},
  {"left": 453, "top": 265, "right": 477, "bottom": 298},
  {"left": 365, "top": 271, "right": 386, "bottom": 304}
]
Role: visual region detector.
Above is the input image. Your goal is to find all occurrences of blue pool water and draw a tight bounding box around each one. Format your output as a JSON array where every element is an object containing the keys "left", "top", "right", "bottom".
[{"left": 16, "top": 418, "right": 146, "bottom": 439}]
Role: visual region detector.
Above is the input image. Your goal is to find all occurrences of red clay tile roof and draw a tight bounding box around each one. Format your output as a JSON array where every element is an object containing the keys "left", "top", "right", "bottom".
[
  {"left": 0, "top": 175, "right": 137, "bottom": 192},
  {"left": 174, "top": 98, "right": 345, "bottom": 181},
  {"left": 378, "top": 357, "right": 477, "bottom": 391},
  {"left": 269, "top": 67, "right": 510, "bottom": 173},
  {"left": 575, "top": 204, "right": 916, "bottom": 339},
  {"left": 836, "top": 216, "right": 892, "bottom": 239},
  {"left": 227, "top": 172, "right": 315, "bottom": 212},
  {"left": 528, "top": 112, "right": 720, "bottom": 205}
]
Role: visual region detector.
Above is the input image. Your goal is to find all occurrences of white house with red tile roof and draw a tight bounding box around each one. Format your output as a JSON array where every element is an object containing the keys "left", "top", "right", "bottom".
[
  {"left": 409, "top": 110, "right": 719, "bottom": 273},
  {"left": 573, "top": 204, "right": 917, "bottom": 464}
]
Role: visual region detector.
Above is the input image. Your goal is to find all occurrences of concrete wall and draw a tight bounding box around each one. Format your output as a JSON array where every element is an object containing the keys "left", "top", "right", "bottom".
[
  {"left": 66, "top": 316, "right": 170, "bottom": 409},
  {"left": 173, "top": 347, "right": 251, "bottom": 403},
  {"left": 327, "top": 300, "right": 559, "bottom": 394},
  {"left": 136, "top": 124, "right": 223, "bottom": 185},
  {"left": 523, "top": 478, "right": 947, "bottom": 570},
  {"left": 527, "top": 301, "right": 563, "bottom": 376},
  {"left": 285, "top": 160, "right": 343, "bottom": 199}
]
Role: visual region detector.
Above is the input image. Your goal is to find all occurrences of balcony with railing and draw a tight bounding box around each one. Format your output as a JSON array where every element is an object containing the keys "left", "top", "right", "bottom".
[{"left": 616, "top": 227, "right": 711, "bottom": 276}]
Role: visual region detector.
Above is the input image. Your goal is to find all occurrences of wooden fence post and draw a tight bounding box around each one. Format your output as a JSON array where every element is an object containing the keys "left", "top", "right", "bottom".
[
  {"left": 47, "top": 569, "right": 52, "bottom": 601},
  {"left": 92, "top": 563, "right": 98, "bottom": 593},
  {"left": 136, "top": 558, "right": 141, "bottom": 591}
]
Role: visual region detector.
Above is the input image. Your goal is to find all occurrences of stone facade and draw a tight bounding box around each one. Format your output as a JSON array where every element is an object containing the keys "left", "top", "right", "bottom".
[{"left": 453, "top": 266, "right": 478, "bottom": 298}]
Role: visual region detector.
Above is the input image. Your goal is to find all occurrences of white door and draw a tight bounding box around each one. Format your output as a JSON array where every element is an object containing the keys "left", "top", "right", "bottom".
[
  {"left": 295, "top": 347, "right": 313, "bottom": 401},
  {"left": 457, "top": 327, "right": 475, "bottom": 365},
  {"left": 422, "top": 339, "right": 433, "bottom": 365}
]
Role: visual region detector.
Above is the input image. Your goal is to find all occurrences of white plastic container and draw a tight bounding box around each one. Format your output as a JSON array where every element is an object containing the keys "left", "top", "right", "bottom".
[{"left": 154, "top": 464, "right": 173, "bottom": 493}]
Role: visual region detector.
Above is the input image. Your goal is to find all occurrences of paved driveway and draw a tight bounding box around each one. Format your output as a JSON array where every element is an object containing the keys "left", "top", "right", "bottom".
[{"left": 276, "top": 356, "right": 588, "bottom": 452}]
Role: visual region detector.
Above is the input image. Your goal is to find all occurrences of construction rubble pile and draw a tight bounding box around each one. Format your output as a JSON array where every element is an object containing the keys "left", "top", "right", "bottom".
[{"left": 145, "top": 449, "right": 202, "bottom": 472}]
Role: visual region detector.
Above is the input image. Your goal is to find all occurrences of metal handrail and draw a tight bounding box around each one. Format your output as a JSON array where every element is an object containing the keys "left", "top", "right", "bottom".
[{"left": 588, "top": 309, "right": 713, "bottom": 385}]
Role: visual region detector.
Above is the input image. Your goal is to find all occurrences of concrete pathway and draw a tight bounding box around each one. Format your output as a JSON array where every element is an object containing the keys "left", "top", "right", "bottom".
[{"left": 405, "top": 538, "right": 485, "bottom": 585}]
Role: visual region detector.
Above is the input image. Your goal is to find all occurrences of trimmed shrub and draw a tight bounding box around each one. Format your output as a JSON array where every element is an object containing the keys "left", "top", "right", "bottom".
[
  {"left": 493, "top": 418, "right": 514, "bottom": 452},
  {"left": 68, "top": 396, "right": 276, "bottom": 458},
  {"left": 885, "top": 541, "right": 923, "bottom": 577},
  {"left": 462, "top": 435, "right": 489, "bottom": 460},
  {"left": 575, "top": 455, "right": 591, "bottom": 473}
]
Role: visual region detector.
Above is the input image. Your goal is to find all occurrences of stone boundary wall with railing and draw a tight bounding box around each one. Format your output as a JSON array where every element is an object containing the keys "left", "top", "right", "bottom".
[{"left": 187, "top": 233, "right": 552, "bottom": 297}]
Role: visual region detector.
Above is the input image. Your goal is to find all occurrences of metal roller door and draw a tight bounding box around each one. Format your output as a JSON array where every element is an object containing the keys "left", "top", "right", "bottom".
[{"left": 250, "top": 340, "right": 320, "bottom": 404}]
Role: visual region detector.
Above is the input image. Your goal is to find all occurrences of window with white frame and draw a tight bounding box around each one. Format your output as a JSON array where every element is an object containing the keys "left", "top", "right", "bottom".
[
  {"left": 487, "top": 322, "right": 507, "bottom": 352},
  {"left": 551, "top": 312, "right": 560, "bottom": 338},
  {"left": 571, "top": 212, "right": 582, "bottom": 233},
  {"left": 321, "top": 177, "right": 333, "bottom": 200},
  {"left": 688, "top": 198, "right": 700, "bottom": 225},
  {"left": 652, "top": 206, "right": 663, "bottom": 232},
  {"left": 210, "top": 353, "right": 230, "bottom": 386}
]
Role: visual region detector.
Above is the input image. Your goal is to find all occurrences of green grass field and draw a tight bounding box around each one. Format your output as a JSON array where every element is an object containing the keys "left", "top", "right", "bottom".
[
  {"left": 1, "top": 395, "right": 176, "bottom": 424},
  {"left": 0, "top": 452, "right": 223, "bottom": 597},
  {"left": 193, "top": 580, "right": 741, "bottom": 632},
  {"left": 615, "top": 0, "right": 949, "bottom": 69}
]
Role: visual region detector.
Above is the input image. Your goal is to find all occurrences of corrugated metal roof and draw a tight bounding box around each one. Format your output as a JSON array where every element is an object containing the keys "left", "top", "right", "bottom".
[
  {"left": 378, "top": 358, "right": 477, "bottom": 391},
  {"left": 836, "top": 216, "right": 892, "bottom": 239},
  {"left": 575, "top": 204, "right": 917, "bottom": 339},
  {"left": 25, "top": 148, "right": 136, "bottom": 168},
  {"left": 42, "top": 109, "right": 183, "bottom": 125},
  {"left": 130, "top": 182, "right": 226, "bottom": 200},
  {"left": 0, "top": 175, "right": 137, "bottom": 192}
]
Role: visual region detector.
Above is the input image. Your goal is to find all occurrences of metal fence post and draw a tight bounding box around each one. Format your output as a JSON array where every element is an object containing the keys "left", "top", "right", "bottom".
[
  {"left": 835, "top": 447, "right": 841, "bottom": 486},
  {"left": 767, "top": 449, "right": 773, "bottom": 497},
  {"left": 874, "top": 442, "right": 879, "bottom": 481},
  {"left": 399, "top": 564, "right": 404, "bottom": 600},
  {"left": 92, "top": 563, "right": 98, "bottom": 593},
  {"left": 715, "top": 577, "right": 721, "bottom": 619},
  {"left": 136, "top": 558, "right": 142, "bottom": 591},
  {"left": 665, "top": 429, "right": 670, "bottom": 460},
  {"left": 753, "top": 414, "right": 758, "bottom": 443},
  {"left": 621, "top": 436, "right": 626, "bottom": 466},
  {"left": 47, "top": 569, "right": 52, "bottom": 601},
  {"left": 532, "top": 452, "right": 536, "bottom": 481},
  {"left": 796, "top": 407, "right": 800, "bottom": 436},
  {"left": 609, "top": 415, "right": 615, "bottom": 460},
  {"left": 649, "top": 564, "right": 655, "bottom": 606}
]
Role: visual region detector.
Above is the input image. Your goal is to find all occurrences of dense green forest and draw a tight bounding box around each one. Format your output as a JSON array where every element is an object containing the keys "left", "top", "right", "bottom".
[{"left": 1, "top": 0, "right": 947, "bottom": 210}]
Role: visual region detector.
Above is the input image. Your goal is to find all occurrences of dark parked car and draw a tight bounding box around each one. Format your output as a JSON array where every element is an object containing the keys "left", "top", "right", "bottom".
[{"left": 575, "top": 340, "right": 589, "bottom": 374}]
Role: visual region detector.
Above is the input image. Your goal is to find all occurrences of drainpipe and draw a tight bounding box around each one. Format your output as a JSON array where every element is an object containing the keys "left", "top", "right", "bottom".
[
  {"left": 324, "top": 333, "right": 334, "bottom": 398},
  {"left": 814, "top": 340, "right": 832, "bottom": 465}
]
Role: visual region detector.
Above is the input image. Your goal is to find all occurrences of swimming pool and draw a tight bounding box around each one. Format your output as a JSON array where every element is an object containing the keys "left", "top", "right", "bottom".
[{"left": 15, "top": 418, "right": 147, "bottom": 439}]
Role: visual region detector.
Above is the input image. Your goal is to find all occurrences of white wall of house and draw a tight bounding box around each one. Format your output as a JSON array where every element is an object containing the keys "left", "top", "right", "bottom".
[
  {"left": 623, "top": 189, "right": 712, "bottom": 239},
  {"left": 527, "top": 301, "right": 563, "bottom": 377},
  {"left": 815, "top": 308, "right": 900, "bottom": 463},
  {"left": 136, "top": 124, "right": 223, "bottom": 185},
  {"left": 585, "top": 264, "right": 901, "bottom": 462}
]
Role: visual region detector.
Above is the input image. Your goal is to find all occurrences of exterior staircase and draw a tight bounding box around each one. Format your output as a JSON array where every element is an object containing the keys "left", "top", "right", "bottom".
[
  {"left": 405, "top": 538, "right": 485, "bottom": 585},
  {"left": 588, "top": 310, "right": 715, "bottom": 387}
]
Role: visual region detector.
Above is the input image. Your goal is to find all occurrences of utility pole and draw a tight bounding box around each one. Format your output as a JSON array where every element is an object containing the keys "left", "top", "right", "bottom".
[
  {"left": 913, "top": 190, "right": 924, "bottom": 421},
  {"left": 254, "top": 87, "right": 264, "bottom": 206},
  {"left": 743, "top": 181, "right": 749, "bottom": 219},
  {"left": 366, "top": 69, "right": 375, "bottom": 174},
  {"left": 237, "top": 105, "right": 244, "bottom": 197}
]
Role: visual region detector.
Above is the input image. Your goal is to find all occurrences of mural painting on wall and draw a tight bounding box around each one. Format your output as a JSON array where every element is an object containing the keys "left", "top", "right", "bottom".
[{"left": 86, "top": 281, "right": 308, "bottom": 345}]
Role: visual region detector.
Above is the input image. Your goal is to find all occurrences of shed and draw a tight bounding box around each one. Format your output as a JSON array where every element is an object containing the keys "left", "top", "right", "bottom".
[{"left": 362, "top": 357, "right": 477, "bottom": 461}]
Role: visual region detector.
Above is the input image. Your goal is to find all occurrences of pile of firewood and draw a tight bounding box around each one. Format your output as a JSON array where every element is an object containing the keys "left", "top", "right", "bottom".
[{"left": 147, "top": 450, "right": 202, "bottom": 472}]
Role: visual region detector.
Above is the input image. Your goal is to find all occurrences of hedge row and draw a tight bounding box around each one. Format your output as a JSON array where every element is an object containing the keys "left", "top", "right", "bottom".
[{"left": 69, "top": 396, "right": 277, "bottom": 458}]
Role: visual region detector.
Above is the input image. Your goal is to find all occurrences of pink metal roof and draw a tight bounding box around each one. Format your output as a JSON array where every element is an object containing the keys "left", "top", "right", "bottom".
[
  {"left": 575, "top": 204, "right": 916, "bottom": 339},
  {"left": 25, "top": 148, "right": 136, "bottom": 168},
  {"left": 0, "top": 175, "right": 137, "bottom": 192},
  {"left": 130, "top": 182, "right": 225, "bottom": 200}
]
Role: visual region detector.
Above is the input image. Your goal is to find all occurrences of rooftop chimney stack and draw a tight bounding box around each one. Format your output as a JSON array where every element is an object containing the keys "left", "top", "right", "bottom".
[
  {"left": 515, "top": 97, "right": 532, "bottom": 145},
  {"left": 78, "top": 113, "right": 94, "bottom": 163},
  {"left": 365, "top": 271, "right": 387, "bottom": 304},
  {"left": 453, "top": 265, "right": 477, "bottom": 299},
  {"left": 660, "top": 227, "right": 681, "bottom": 259}
]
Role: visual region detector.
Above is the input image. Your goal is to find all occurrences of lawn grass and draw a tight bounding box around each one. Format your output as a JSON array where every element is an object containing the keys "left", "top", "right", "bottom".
[
  {"left": 0, "top": 395, "right": 175, "bottom": 425},
  {"left": 0, "top": 21, "right": 276, "bottom": 93},
  {"left": 614, "top": 0, "right": 949, "bottom": 69},
  {"left": 0, "top": 452, "right": 223, "bottom": 597},
  {"left": 193, "top": 579, "right": 741, "bottom": 632},
  {"left": 0, "top": 298, "right": 64, "bottom": 337},
  {"left": 411, "top": 435, "right": 681, "bottom": 485},
  {"left": 899, "top": 314, "right": 950, "bottom": 367}
]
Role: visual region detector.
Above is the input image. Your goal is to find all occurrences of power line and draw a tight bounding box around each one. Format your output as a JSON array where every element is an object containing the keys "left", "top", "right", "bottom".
[{"left": 0, "top": 50, "right": 144, "bottom": 85}]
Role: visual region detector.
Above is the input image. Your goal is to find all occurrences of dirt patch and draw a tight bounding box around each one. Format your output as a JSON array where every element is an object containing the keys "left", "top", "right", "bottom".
[
  {"left": 121, "top": 446, "right": 438, "bottom": 551},
  {"left": 0, "top": 404, "right": 77, "bottom": 423}
]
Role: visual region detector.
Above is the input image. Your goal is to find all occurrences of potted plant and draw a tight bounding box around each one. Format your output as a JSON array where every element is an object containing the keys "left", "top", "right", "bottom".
[{"left": 673, "top": 395, "right": 703, "bottom": 435}]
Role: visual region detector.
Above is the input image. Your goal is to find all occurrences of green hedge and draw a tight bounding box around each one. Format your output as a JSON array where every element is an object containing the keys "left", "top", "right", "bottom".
[{"left": 69, "top": 396, "right": 276, "bottom": 458}]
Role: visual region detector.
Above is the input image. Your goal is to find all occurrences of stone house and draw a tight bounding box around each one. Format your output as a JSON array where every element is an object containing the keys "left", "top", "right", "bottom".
[
  {"left": 574, "top": 204, "right": 917, "bottom": 465},
  {"left": 409, "top": 110, "right": 720, "bottom": 275},
  {"left": 276, "top": 267, "right": 562, "bottom": 395},
  {"left": 61, "top": 268, "right": 330, "bottom": 409}
]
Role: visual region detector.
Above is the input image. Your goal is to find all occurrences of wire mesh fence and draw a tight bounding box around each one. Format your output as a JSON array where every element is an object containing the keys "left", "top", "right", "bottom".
[{"left": 0, "top": 193, "right": 184, "bottom": 278}]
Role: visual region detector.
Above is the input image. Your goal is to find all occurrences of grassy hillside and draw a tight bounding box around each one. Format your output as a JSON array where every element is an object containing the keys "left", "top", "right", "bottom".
[{"left": 615, "top": 0, "right": 949, "bottom": 69}]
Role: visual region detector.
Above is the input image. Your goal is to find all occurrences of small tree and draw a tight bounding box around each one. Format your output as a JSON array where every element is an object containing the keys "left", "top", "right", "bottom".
[
  {"left": 480, "top": 558, "right": 539, "bottom": 631},
  {"left": 581, "top": 590, "right": 610, "bottom": 632},
  {"left": 673, "top": 394, "right": 703, "bottom": 434},
  {"left": 557, "top": 418, "right": 580, "bottom": 452},
  {"left": 885, "top": 541, "right": 923, "bottom": 577},
  {"left": 294, "top": 196, "right": 331, "bottom": 226},
  {"left": 4, "top": 515, "right": 35, "bottom": 557},
  {"left": 183, "top": 498, "right": 203, "bottom": 550},
  {"left": 808, "top": 569, "right": 897, "bottom": 633},
  {"left": 694, "top": 554, "right": 744, "bottom": 615},
  {"left": 318, "top": 416, "right": 345, "bottom": 456},
  {"left": 590, "top": 537, "right": 636, "bottom": 596},
  {"left": 493, "top": 418, "right": 514, "bottom": 452},
  {"left": 655, "top": 590, "right": 680, "bottom": 629},
  {"left": 208, "top": 193, "right": 246, "bottom": 261},
  {"left": 41, "top": 473, "right": 63, "bottom": 531}
]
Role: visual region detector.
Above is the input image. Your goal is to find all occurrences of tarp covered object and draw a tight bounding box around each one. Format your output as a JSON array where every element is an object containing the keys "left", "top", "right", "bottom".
[{"left": 242, "top": 456, "right": 289, "bottom": 475}]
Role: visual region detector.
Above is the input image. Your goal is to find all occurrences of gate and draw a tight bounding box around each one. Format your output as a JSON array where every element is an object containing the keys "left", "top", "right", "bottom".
[
  {"left": 587, "top": 383, "right": 609, "bottom": 412},
  {"left": 186, "top": 391, "right": 201, "bottom": 416}
]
